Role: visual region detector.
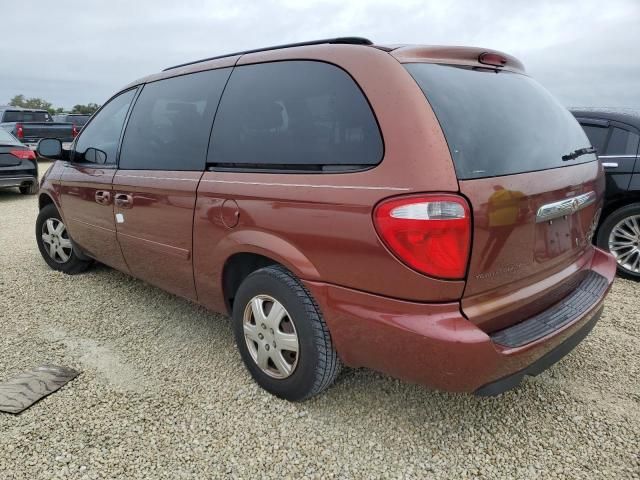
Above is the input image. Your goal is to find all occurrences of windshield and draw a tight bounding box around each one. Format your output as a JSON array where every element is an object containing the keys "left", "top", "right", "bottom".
[
  {"left": 3, "top": 110, "right": 52, "bottom": 122},
  {"left": 405, "top": 63, "right": 595, "bottom": 180}
]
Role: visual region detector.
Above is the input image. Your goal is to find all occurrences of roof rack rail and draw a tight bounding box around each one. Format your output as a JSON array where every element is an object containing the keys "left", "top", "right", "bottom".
[{"left": 163, "top": 37, "right": 373, "bottom": 71}]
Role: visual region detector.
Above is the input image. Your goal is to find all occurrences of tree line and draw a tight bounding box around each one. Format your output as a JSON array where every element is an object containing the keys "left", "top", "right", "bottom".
[{"left": 8, "top": 94, "right": 100, "bottom": 115}]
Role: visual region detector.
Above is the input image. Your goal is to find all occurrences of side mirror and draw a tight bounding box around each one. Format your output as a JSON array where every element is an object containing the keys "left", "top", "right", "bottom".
[
  {"left": 37, "top": 138, "right": 63, "bottom": 159},
  {"left": 84, "top": 147, "right": 108, "bottom": 165}
]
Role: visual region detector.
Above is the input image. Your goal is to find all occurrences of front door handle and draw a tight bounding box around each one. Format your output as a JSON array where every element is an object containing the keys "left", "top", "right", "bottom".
[
  {"left": 115, "top": 193, "right": 133, "bottom": 209},
  {"left": 95, "top": 190, "right": 112, "bottom": 205}
]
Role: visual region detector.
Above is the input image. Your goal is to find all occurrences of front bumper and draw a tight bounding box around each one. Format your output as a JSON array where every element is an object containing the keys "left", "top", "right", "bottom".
[{"left": 303, "top": 247, "right": 616, "bottom": 394}]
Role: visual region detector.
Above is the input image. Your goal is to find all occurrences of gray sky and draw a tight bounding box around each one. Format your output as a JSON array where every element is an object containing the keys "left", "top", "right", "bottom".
[{"left": 1, "top": 0, "right": 638, "bottom": 110}]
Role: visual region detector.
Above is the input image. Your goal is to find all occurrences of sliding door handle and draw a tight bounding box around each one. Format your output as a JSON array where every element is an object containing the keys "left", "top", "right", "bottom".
[
  {"left": 115, "top": 193, "right": 133, "bottom": 208},
  {"left": 94, "top": 190, "right": 111, "bottom": 205}
]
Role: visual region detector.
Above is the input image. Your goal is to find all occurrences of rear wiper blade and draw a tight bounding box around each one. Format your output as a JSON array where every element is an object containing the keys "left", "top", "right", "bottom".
[{"left": 562, "top": 146, "right": 596, "bottom": 161}]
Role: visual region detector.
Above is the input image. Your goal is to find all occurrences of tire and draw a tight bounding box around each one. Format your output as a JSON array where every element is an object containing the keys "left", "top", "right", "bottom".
[
  {"left": 35, "top": 204, "right": 92, "bottom": 274},
  {"left": 232, "top": 265, "right": 341, "bottom": 401},
  {"left": 19, "top": 182, "right": 39, "bottom": 195},
  {"left": 596, "top": 203, "right": 640, "bottom": 280}
]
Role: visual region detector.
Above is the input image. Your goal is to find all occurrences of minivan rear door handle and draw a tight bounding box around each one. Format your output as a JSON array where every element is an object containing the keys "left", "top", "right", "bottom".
[
  {"left": 95, "top": 190, "right": 112, "bottom": 205},
  {"left": 115, "top": 193, "right": 133, "bottom": 209}
]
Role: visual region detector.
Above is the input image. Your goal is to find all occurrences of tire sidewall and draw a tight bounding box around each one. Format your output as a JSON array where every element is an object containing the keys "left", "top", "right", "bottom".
[
  {"left": 232, "top": 269, "right": 321, "bottom": 401},
  {"left": 597, "top": 203, "right": 640, "bottom": 279}
]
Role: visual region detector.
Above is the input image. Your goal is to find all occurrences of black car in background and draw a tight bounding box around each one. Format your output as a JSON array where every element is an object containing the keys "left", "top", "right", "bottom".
[
  {"left": 572, "top": 109, "right": 640, "bottom": 279},
  {"left": 0, "top": 129, "right": 38, "bottom": 195}
]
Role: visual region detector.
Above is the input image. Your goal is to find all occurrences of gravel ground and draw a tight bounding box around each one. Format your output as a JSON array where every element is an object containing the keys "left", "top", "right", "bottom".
[{"left": 0, "top": 163, "right": 638, "bottom": 479}]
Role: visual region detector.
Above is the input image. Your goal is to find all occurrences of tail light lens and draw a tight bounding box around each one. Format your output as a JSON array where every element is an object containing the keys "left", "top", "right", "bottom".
[
  {"left": 15, "top": 123, "right": 24, "bottom": 139},
  {"left": 10, "top": 149, "right": 36, "bottom": 160},
  {"left": 373, "top": 194, "right": 471, "bottom": 279},
  {"left": 72, "top": 124, "right": 80, "bottom": 137}
]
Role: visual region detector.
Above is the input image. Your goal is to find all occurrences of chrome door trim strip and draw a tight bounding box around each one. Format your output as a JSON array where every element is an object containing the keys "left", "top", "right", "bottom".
[
  {"left": 535, "top": 191, "right": 596, "bottom": 223},
  {"left": 602, "top": 162, "right": 619, "bottom": 168},
  {"left": 598, "top": 155, "right": 637, "bottom": 159}
]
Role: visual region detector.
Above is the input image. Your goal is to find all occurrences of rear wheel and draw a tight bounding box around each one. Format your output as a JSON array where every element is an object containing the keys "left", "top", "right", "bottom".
[
  {"left": 232, "top": 265, "right": 341, "bottom": 401},
  {"left": 35, "top": 204, "right": 92, "bottom": 274},
  {"left": 19, "top": 182, "right": 38, "bottom": 195},
  {"left": 597, "top": 203, "right": 640, "bottom": 280}
]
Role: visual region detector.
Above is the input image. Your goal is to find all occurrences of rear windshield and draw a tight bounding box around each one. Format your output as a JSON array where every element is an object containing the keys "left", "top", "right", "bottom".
[
  {"left": 67, "top": 115, "right": 90, "bottom": 126},
  {"left": 2, "top": 110, "right": 52, "bottom": 122},
  {"left": 405, "top": 63, "right": 595, "bottom": 180},
  {"left": 0, "top": 129, "right": 21, "bottom": 145}
]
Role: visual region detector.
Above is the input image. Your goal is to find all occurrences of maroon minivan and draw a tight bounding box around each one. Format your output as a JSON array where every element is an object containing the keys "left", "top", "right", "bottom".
[{"left": 35, "top": 38, "right": 616, "bottom": 400}]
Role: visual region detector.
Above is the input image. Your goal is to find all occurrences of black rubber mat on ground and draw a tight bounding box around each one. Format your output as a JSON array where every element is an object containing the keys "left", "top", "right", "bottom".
[
  {"left": 490, "top": 271, "right": 608, "bottom": 348},
  {"left": 0, "top": 365, "right": 80, "bottom": 414}
]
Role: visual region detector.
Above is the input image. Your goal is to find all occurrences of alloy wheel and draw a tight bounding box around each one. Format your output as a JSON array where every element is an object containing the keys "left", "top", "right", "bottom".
[
  {"left": 608, "top": 214, "right": 640, "bottom": 274},
  {"left": 41, "top": 218, "right": 73, "bottom": 264},
  {"left": 242, "top": 294, "right": 300, "bottom": 379}
]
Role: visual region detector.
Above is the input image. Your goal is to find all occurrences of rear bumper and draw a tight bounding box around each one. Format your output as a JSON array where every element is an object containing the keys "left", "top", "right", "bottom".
[
  {"left": 303, "top": 247, "right": 616, "bottom": 394},
  {"left": 0, "top": 175, "right": 37, "bottom": 189}
]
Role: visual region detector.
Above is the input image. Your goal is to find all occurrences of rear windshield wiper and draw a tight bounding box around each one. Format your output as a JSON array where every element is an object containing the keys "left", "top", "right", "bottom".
[{"left": 562, "top": 146, "right": 596, "bottom": 161}]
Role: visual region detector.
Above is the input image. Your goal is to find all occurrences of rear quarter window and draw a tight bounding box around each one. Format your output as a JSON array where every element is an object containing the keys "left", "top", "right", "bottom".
[
  {"left": 208, "top": 60, "right": 383, "bottom": 171},
  {"left": 581, "top": 124, "right": 609, "bottom": 153}
]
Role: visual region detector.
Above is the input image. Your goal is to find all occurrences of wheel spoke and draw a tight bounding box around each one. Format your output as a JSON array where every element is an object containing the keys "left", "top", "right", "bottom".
[
  {"left": 250, "top": 297, "right": 267, "bottom": 324},
  {"left": 617, "top": 248, "right": 635, "bottom": 264},
  {"left": 271, "top": 351, "right": 292, "bottom": 377},
  {"left": 45, "top": 219, "right": 56, "bottom": 236},
  {"left": 627, "top": 217, "right": 640, "bottom": 236},
  {"left": 59, "top": 238, "right": 72, "bottom": 249},
  {"left": 54, "top": 221, "right": 65, "bottom": 235},
  {"left": 41, "top": 233, "right": 52, "bottom": 245},
  {"left": 266, "top": 302, "right": 286, "bottom": 328},
  {"left": 275, "top": 331, "right": 298, "bottom": 353},
  {"left": 243, "top": 322, "right": 260, "bottom": 342},
  {"left": 255, "top": 344, "right": 269, "bottom": 371}
]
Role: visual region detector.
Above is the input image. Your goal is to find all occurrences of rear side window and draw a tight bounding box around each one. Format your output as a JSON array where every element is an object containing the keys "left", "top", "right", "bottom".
[
  {"left": 406, "top": 63, "right": 594, "bottom": 179},
  {"left": 581, "top": 124, "right": 609, "bottom": 153},
  {"left": 3, "top": 111, "right": 51, "bottom": 122},
  {"left": 208, "top": 61, "right": 382, "bottom": 171},
  {"left": 606, "top": 127, "right": 639, "bottom": 156},
  {"left": 119, "top": 68, "right": 231, "bottom": 171}
]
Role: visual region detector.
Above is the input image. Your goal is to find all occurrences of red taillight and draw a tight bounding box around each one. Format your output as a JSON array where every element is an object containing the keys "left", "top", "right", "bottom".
[
  {"left": 72, "top": 124, "right": 80, "bottom": 137},
  {"left": 10, "top": 149, "right": 36, "bottom": 160},
  {"left": 15, "top": 123, "right": 24, "bottom": 139},
  {"left": 478, "top": 52, "right": 507, "bottom": 67},
  {"left": 373, "top": 194, "right": 471, "bottom": 279}
]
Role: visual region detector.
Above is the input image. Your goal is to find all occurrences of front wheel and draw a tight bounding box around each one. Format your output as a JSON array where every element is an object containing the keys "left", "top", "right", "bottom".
[
  {"left": 35, "top": 204, "right": 92, "bottom": 274},
  {"left": 597, "top": 203, "right": 640, "bottom": 280},
  {"left": 232, "top": 265, "right": 341, "bottom": 401}
]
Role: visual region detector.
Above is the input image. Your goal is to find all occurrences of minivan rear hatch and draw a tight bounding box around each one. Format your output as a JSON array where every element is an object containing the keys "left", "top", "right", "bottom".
[{"left": 406, "top": 61, "right": 602, "bottom": 333}]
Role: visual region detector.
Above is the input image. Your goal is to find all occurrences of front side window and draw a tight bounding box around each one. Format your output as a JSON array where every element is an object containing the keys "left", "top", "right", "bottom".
[
  {"left": 606, "top": 127, "right": 639, "bottom": 156},
  {"left": 119, "top": 68, "right": 231, "bottom": 171},
  {"left": 208, "top": 61, "right": 383, "bottom": 171},
  {"left": 74, "top": 89, "right": 137, "bottom": 165}
]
